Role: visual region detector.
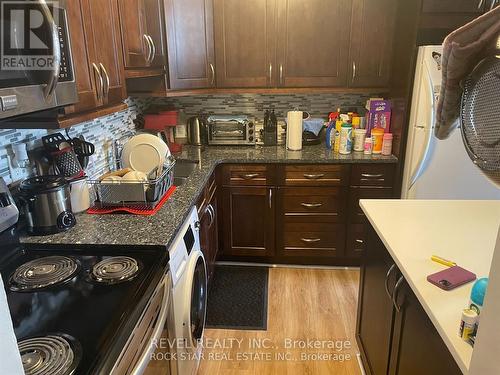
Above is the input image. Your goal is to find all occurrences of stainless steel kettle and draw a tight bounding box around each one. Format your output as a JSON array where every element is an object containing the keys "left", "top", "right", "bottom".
[{"left": 187, "top": 117, "right": 207, "bottom": 146}]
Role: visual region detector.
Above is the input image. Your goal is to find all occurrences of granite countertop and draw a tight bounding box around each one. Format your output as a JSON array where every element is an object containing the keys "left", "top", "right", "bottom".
[{"left": 21, "top": 144, "right": 397, "bottom": 248}]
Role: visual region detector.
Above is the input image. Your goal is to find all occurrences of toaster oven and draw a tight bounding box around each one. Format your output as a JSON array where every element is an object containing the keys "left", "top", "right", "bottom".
[{"left": 207, "top": 115, "right": 256, "bottom": 145}]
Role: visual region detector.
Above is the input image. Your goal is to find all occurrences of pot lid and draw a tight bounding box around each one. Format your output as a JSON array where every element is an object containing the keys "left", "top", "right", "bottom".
[{"left": 20, "top": 176, "right": 68, "bottom": 192}]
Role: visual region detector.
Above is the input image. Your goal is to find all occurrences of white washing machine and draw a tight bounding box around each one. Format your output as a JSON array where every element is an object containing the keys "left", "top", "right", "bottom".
[{"left": 168, "top": 207, "right": 208, "bottom": 375}]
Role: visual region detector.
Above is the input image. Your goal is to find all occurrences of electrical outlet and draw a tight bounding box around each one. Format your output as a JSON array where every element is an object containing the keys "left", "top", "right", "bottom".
[{"left": 7, "top": 155, "right": 29, "bottom": 183}]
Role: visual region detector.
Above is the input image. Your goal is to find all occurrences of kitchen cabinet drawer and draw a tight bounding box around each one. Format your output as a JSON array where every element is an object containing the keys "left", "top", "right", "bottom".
[
  {"left": 349, "top": 187, "right": 393, "bottom": 223},
  {"left": 221, "top": 164, "right": 273, "bottom": 186},
  {"left": 281, "top": 222, "right": 345, "bottom": 257},
  {"left": 281, "top": 187, "right": 346, "bottom": 222},
  {"left": 281, "top": 165, "right": 349, "bottom": 186},
  {"left": 345, "top": 224, "right": 366, "bottom": 258},
  {"left": 351, "top": 164, "right": 395, "bottom": 187}
]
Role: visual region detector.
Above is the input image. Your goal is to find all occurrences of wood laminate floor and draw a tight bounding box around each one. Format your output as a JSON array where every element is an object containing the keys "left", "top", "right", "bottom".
[{"left": 198, "top": 267, "right": 362, "bottom": 375}]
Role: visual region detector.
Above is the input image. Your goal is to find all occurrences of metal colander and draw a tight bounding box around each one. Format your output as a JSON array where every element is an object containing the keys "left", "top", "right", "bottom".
[{"left": 460, "top": 55, "right": 500, "bottom": 185}]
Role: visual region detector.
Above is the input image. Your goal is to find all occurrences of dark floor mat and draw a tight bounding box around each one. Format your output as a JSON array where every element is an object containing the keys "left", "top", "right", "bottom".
[{"left": 205, "top": 265, "right": 269, "bottom": 330}]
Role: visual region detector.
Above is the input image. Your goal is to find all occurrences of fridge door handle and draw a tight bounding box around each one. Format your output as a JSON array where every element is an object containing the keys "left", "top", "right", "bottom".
[{"left": 409, "top": 65, "right": 435, "bottom": 190}]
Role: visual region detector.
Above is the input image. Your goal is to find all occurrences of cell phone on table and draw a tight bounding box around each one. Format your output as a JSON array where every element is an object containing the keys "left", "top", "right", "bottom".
[{"left": 427, "top": 266, "right": 476, "bottom": 291}]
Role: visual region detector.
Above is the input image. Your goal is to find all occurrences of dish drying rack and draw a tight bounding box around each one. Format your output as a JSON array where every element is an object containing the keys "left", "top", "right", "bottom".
[{"left": 88, "top": 155, "right": 175, "bottom": 210}]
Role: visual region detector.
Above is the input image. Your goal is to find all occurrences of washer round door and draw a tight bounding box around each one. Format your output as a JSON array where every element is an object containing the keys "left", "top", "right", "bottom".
[{"left": 187, "top": 251, "right": 207, "bottom": 348}]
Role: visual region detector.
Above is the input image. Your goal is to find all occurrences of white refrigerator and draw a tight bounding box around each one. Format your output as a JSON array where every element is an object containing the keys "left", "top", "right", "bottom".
[{"left": 401, "top": 45, "right": 500, "bottom": 199}]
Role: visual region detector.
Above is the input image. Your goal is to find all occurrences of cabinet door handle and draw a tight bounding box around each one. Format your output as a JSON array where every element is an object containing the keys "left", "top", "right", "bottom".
[
  {"left": 143, "top": 34, "right": 152, "bottom": 63},
  {"left": 384, "top": 264, "right": 397, "bottom": 299},
  {"left": 147, "top": 35, "right": 156, "bottom": 64},
  {"left": 99, "top": 63, "right": 110, "bottom": 103},
  {"left": 206, "top": 204, "right": 215, "bottom": 228},
  {"left": 269, "top": 63, "right": 272, "bottom": 83},
  {"left": 300, "top": 202, "right": 323, "bottom": 208},
  {"left": 392, "top": 276, "right": 405, "bottom": 313},
  {"left": 279, "top": 64, "right": 283, "bottom": 85},
  {"left": 478, "top": 0, "right": 484, "bottom": 9},
  {"left": 361, "top": 173, "right": 384, "bottom": 178},
  {"left": 92, "top": 63, "right": 103, "bottom": 103},
  {"left": 352, "top": 61, "right": 356, "bottom": 82},
  {"left": 301, "top": 237, "right": 321, "bottom": 243},
  {"left": 240, "top": 173, "right": 259, "bottom": 180},
  {"left": 303, "top": 173, "right": 325, "bottom": 179},
  {"left": 210, "top": 63, "right": 215, "bottom": 85},
  {"left": 268, "top": 188, "right": 272, "bottom": 209},
  {"left": 490, "top": 0, "right": 498, "bottom": 9},
  {"left": 355, "top": 239, "right": 364, "bottom": 244}
]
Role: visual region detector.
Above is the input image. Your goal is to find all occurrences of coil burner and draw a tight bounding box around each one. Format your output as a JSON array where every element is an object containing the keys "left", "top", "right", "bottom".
[
  {"left": 10, "top": 256, "right": 78, "bottom": 291},
  {"left": 18, "top": 334, "right": 81, "bottom": 375},
  {"left": 91, "top": 256, "right": 140, "bottom": 284}
]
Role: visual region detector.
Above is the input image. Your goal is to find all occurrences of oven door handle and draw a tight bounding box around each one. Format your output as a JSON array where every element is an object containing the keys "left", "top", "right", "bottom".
[
  {"left": 130, "top": 276, "right": 171, "bottom": 375},
  {"left": 40, "top": 1, "right": 61, "bottom": 100}
]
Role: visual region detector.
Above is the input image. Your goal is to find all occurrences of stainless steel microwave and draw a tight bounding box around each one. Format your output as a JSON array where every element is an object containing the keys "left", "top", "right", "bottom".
[{"left": 0, "top": 0, "right": 77, "bottom": 120}]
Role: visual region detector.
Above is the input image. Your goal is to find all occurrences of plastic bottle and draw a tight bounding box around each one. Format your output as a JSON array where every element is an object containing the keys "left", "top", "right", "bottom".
[
  {"left": 371, "top": 129, "right": 385, "bottom": 154},
  {"left": 469, "top": 278, "right": 489, "bottom": 318},
  {"left": 354, "top": 129, "right": 367, "bottom": 152},
  {"left": 325, "top": 121, "right": 335, "bottom": 150},
  {"left": 364, "top": 137, "right": 373, "bottom": 155},
  {"left": 382, "top": 133, "right": 393, "bottom": 155},
  {"left": 339, "top": 123, "right": 353, "bottom": 154}
]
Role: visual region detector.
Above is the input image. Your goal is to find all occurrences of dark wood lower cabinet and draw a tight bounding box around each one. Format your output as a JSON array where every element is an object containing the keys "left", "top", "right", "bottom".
[
  {"left": 357, "top": 225, "right": 462, "bottom": 375},
  {"left": 388, "top": 282, "right": 463, "bottom": 375},
  {"left": 221, "top": 186, "right": 275, "bottom": 257},
  {"left": 357, "top": 225, "right": 396, "bottom": 375}
]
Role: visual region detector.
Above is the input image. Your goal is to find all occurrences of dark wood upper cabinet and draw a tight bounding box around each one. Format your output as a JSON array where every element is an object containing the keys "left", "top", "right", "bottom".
[
  {"left": 213, "top": 0, "right": 277, "bottom": 88},
  {"left": 221, "top": 186, "right": 276, "bottom": 257},
  {"left": 117, "top": 0, "right": 166, "bottom": 70},
  {"left": 88, "top": 0, "right": 127, "bottom": 104},
  {"left": 64, "top": 0, "right": 100, "bottom": 114},
  {"left": 348, "top": 0, "right": 397, "bottom": 88},
  {"left": 165, "top": 0, "right": 215, "bottom": 89},
  {"left": 276, "top": 0, "right": 352, "bottom": 87},
  {"left": 62, "top": 0, "right": 126, "bottom": 119}
]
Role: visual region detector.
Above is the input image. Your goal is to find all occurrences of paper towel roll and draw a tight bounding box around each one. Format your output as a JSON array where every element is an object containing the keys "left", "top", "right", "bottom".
[
  {"left": 286, "top": 111, "right": 303, "bottom": 151},
  {"left": 0, "top": 276, "right": 24, "bottom": 374}
]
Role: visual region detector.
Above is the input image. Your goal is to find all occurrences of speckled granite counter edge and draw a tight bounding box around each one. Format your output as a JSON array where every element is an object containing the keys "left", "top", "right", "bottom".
[{"left": 20, "top": 145, "right": 398, "bottom": 249}]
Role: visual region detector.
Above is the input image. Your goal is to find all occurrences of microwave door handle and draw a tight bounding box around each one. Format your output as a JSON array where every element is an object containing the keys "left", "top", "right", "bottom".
[{"left": 40, "top": 1, "right": 61, "bottom": 100}]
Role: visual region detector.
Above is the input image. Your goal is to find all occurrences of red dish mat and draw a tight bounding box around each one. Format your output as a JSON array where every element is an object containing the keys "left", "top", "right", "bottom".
[{"left": 87, "top": 186, "right": 177, "bottom": 216}]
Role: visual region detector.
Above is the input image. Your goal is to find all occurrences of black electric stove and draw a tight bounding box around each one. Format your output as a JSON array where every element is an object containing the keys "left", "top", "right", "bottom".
[{"left": 0, "top": 225, "right": 169, "bottom": 375}]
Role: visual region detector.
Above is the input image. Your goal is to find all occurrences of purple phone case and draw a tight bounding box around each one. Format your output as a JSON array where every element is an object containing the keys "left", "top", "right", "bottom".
[{"left": 427, "top": 266, "right": 477, "bottom": 291}]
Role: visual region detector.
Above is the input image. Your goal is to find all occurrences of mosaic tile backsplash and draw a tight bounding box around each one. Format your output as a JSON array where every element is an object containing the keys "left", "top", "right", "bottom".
[
  {"left": 0, "top": 98, "right": 141, "bottom": 184},
  {"left": 149, "top": 92, "right": 380, "bottom": 120},
  {"left": 0, "top": 93, "right": 379, "bottom": 184}
]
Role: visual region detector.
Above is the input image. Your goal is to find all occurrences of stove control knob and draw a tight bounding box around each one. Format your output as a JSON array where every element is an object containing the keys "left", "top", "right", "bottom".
[
  {"left": 194, "top": 221, "right": 201, "bottom": 230},
  {"left": 57, "top": 211, "right": 76, "bottom": 230}
]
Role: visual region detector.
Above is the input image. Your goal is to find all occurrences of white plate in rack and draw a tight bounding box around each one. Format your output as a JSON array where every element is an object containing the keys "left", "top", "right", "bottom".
[{"left": 121, "top": 133, "right": 170, "bottom": 174}]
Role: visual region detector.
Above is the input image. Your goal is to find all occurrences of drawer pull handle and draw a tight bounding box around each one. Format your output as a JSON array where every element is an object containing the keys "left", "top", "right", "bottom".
[
  {"left": 300, "top": 202, "right": 323, "bottom": 208},
  {"left": 301, "top": 237, "right": 321, "bottom": 243},
  {"left": 361, "top": 173, "right": 384, "bottom": 178},
  {"left": 303, "top": 173, "right": 325, "bottom": 179},
  {"left": 360, "top": 178, "right": 385, "bottom": 182},
  {"left": 355, "top": 239, "right": 364, "bottom": 244},
  {"left": 240, "top": 173, "right": 260, "bottom": 179}
]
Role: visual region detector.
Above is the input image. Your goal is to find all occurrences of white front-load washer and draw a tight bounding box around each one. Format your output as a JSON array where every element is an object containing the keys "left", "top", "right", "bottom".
[{"left": 168, "top": 207, "right": 207, "bottom": 375}]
